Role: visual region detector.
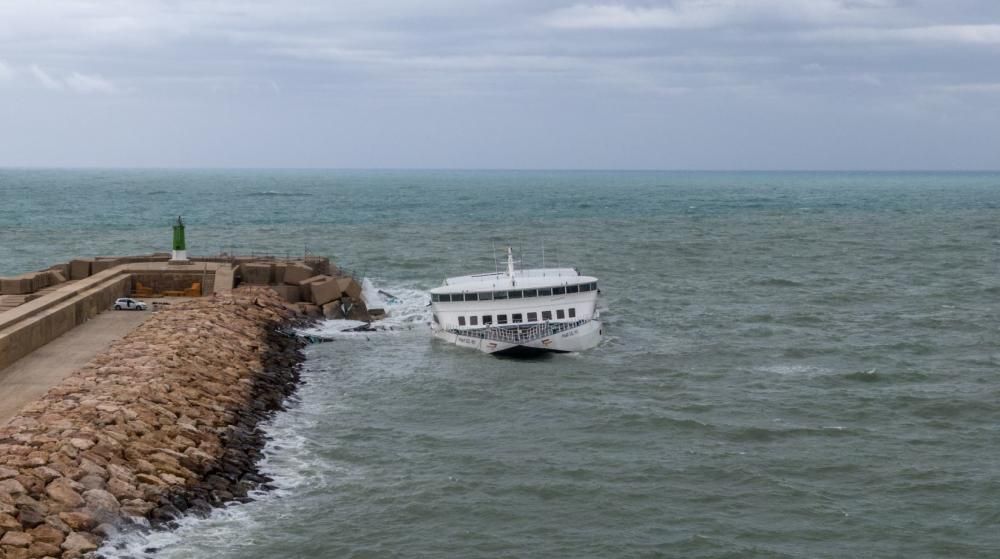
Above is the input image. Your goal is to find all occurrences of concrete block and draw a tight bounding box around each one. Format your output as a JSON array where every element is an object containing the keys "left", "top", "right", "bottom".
[
  {"left": 297, "top": 303, "right": 322, "bottom": 319},
  {"left": 272, "top": 263, "right": 286, "bottom": 285},
  {"left": 310, "top": 277, "right": 343, "bottom": 306},
  {"left": 240, "top": 263, "right": 271, "bottom": 285},
  {"left": 0, "top": 275, "right": 33, "bottom": 295},
  {"left": 337, "top": 277, "right": 363, "bottom": 300},
  {"left": 344, "top": 297, "right": 371, "bottom": 321},
  {"left": 92, "top": 258, "right": 121, "bottom": 273},
  {"left": 70, "top": 259, "right": 93, "bottom": 280},
  {"left": 322, "top": 301, "right": 344, "bottom": 319},
  {"left": 29, "top": 272, "right": 50, "bottom": 292},
  {"left": 283, "top": 263, "right": 313, "bottom": 286},
  {"left": 48, "top": 262, "right": 71, "bottom": 278},
  {"left": 269, "top": 284, "right": 301, "bottom": 303},
  {"left": 49, "top": 270, "right": 67, "bottom": 284},
  {"left": 298, "top": 275, "right": 330, "bottom": 302}
]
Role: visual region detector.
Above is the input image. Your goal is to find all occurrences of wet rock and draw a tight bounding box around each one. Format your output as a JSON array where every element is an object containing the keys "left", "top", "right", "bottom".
[
  {"left": 0, "top": 288, "right": 306, "bottom": 551},
  {"left": 0, "top": 479, "right": 26, "bottom": 497},
  {"left": 81, "top": 490, "right": 119, "bottom": 524},
  {"left": 27, "top": 541, "right": 61, "bottom": 558},
  {"left": 60, "top": 532, "right": 98, "bottom": 556},
  {"left": 56, "top": 512, "right": 94, "bottom": 532},
  {"left": 43, "top": 479, "right": 83, "bottom": 510},
  {"left": 0, "top": 511, "right": 21, "bottom": 531},
  {"left": 26, "top": 524, "right": 63, "bottom": 547},
  {"left": 0, "top": 531, "right": 32, "bottom": 547}
]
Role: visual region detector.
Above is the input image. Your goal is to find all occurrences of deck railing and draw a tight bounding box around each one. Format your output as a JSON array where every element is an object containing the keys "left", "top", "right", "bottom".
[{"left": 450, "top": 320, "right": 589, "bottom": 344}]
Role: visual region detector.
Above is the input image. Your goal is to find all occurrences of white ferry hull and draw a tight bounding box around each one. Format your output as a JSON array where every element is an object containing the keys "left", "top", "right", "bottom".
[{"left": 433, "top": 319, "right": 602, "bottom": 356}]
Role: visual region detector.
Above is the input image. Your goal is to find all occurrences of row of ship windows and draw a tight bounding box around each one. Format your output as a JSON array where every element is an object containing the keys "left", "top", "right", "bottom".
[
  {"left": 457, "top": 308, "right": 576, "bottom": 327},
  {"left": 432, "top": 282, "right": 598, "bottom": 303}
]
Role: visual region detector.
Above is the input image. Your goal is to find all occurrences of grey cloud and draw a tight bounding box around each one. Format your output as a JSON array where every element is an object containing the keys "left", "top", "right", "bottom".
[{"left": 0, "top": 0, "right": 998, "bottom": 168}]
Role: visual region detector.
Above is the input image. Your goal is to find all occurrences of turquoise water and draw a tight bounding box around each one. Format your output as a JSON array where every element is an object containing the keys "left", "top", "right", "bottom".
[{"left": 2, "top": 170, "right": 1000, "bottom": 557}]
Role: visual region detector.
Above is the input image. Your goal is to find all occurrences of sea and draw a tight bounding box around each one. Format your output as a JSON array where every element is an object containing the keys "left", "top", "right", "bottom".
[{"left": 1, "top": 169, "right": 999, "bottom": 558}]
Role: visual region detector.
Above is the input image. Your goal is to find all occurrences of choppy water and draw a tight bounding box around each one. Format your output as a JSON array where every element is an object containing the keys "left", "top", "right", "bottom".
[{"left": 2, "top": 170, "right": 1000, "bottom": 558}]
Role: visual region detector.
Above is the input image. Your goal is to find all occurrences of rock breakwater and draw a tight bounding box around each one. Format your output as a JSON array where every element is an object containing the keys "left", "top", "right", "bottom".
[{"left": 0, "top": 288, "right": 306, "bottom": 559}]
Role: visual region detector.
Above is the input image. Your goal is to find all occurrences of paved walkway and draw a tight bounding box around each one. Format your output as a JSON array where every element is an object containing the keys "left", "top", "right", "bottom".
[{"left": 0, "top": 310, "right": 151, "bottom": 425}]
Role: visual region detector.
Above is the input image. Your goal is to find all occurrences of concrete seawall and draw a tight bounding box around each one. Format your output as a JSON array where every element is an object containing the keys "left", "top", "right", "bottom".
[
  {"left": 0, "top": 270, "right": 133, "bottom": 373},
  {"left": 0, "top": 288, "right": 305, "bottom": 558}
]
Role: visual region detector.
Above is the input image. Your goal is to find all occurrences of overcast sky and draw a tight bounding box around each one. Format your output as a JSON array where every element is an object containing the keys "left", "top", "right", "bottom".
[{"left": 0, "top": 0, "right": 998, "bottom": 169}]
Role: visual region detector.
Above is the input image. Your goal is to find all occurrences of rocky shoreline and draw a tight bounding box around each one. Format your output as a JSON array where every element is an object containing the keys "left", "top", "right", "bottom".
[{"left": 0, "top": 288, "right": 307, "bottom": 559}]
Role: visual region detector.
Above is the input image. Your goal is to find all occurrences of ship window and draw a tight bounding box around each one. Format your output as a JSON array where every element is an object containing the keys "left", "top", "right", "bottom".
[
  {"left": 482, "top": 315, "right": 493, "bottom": 325},
  {"left": 431, "top": 293, "right": 440, "bottom": 302},
  {"left": 569, "top": 308, "right": 576, "bottom": 318},
  {"left": 556, "top": 309, "right": 565, "bottom": 319},
  {"left": 497, "top": 314, "right": 508, "bottom": 324},
  {"left": 508, "top": 290, "right": 523, "bottom": 299},
  {"left": 579, "top": 283, "right": 590, "bottom": 292},
  {"left": 567, "top": 285, "right": 579, "bottom": 294},
  {"left": 591, "top": 282, "right": 598, "bottom": 291},
  {"left": 437, "top": 294, "right": 449, "bottom": 302},
  {"left": 523, "top": 289, "right": 537, "bottom": 297},
  {"left": 527, "top": 312, "right": 538, "bottom": 322},
  {"left": 538, "top": 288, "right": 552, "bottom": 296},
  {"left": 478, "top": 291, "right": 493, "bottom": 301},
  {"left": 512, "top": 313, "right": 523, "bottom": 323},
  {"left": 465, "top": 293, "right": 479, "bottom": 301},
  {"left": 542, "top": 310, "right": 552, "bottom": 320},
  {"left": 553, "top": 286, "right": 566, "bottom": 295},
  {"left": 458, "top": 316, "right": 466, "bottom": 326},
  {"left": 494, "top": 291, "right": 508, "bottom": 300},
  {"left": 470, "top": 316, "right": 478, "bottom": 326}
]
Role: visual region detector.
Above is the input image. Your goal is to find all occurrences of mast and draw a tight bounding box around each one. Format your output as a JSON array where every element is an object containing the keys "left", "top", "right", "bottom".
[{"left": 506, "top": 246, "right": 515, "bottom": 279}]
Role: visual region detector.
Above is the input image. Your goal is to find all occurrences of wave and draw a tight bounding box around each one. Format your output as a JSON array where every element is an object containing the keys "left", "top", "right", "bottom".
[
  {"left": 297, "top": 282, "right": 431, "bottom": 340},
  {"left": 754, "top": 277, "right": 804, "bottom": 287},
  {"left": 246, "top": 190, "right": 308, "bottom": 197}
]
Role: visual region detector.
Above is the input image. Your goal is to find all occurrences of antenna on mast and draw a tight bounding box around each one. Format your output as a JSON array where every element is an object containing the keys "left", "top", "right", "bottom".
[
  {"left": 541, "top": 239, "right": 546, "bottom": 269},
  {"left": 493, "top": 239, "right": 499, "bottom": 276}
]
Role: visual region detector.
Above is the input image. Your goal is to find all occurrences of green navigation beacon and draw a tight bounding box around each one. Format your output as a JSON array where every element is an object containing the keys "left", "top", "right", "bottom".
[{"left": 171, "top": 216, "right": 188, "bottom": 261}]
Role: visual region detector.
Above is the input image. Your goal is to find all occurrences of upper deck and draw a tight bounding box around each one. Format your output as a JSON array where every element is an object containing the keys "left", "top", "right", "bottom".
[{"left": 431, "top": 267, "right": 595, "bottom": 295}]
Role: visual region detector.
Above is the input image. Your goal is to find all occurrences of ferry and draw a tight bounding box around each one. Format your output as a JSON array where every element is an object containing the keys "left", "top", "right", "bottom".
[{"left": 429, "top": 247, "right": 602, "bottom": 356}]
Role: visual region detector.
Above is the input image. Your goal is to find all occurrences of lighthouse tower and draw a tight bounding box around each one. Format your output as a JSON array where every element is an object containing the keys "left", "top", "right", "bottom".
[{"left": 171, "top": 216, "right": 188, "bottom": 262}]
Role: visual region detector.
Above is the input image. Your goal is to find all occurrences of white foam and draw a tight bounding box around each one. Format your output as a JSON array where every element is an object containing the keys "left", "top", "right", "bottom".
[{"left": 298, "top": 281, "right": 431, "bottom": 339}]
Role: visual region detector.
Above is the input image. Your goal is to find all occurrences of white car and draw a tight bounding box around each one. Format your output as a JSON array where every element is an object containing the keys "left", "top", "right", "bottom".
[{"left": 113, "top": 298, "right": 147, "bottom": 311}]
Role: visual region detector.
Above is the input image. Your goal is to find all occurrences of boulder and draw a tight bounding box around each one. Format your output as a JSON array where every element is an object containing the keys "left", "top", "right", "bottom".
[
  {"left": 0, "top": 531, "right": 32, "bottom": 547},
  {"left": 44, "top": 479, "right": 84, "bottom": 510},
  {"left": 82, "top": 489, "right": 119, "bottom": 524},
  {"left": 56, "top": 512, "right": 95, "bottom": 532},
  {"left": 0, "top": 511, "right": 21, "bottom": 531},
  {"left": 27, "top": 524, "right": 64, "bottom": 546},
  {"left": 0, "top": 479, "right": 26, "bottom": 496},
  {"left": 27, "top": 541, "right": 62, "bottom": 558},
  {"left": 60, "top": 532, "right": 98, "bottom": 556}
]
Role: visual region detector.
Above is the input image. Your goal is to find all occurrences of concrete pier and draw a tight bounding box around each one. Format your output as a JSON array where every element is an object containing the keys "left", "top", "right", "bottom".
[{"left": 0, "top": 289, "right": 305, "bottom": 558}]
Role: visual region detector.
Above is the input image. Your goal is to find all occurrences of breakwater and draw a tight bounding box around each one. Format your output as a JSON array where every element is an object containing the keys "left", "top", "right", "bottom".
[{"left": 0, "top": 288, "right": 305, "bottom": 559}]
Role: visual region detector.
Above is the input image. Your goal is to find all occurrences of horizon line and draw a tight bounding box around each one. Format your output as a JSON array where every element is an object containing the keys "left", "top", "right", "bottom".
[{"left": 1, "top": 166, "right": 999, "bottom": 173}]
